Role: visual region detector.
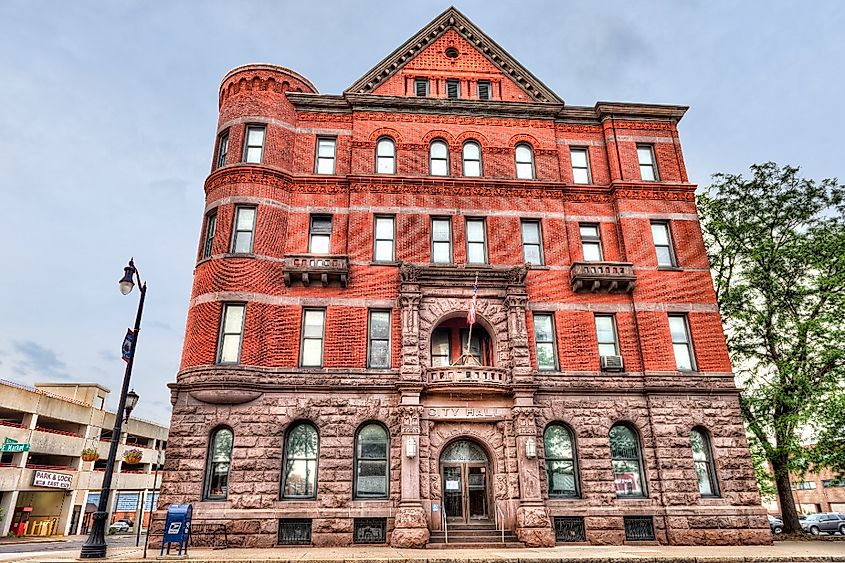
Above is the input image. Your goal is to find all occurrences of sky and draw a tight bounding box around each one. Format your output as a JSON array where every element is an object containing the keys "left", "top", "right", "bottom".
[{"left": 0, "top": 1, "right": 843, "bottom": 425}]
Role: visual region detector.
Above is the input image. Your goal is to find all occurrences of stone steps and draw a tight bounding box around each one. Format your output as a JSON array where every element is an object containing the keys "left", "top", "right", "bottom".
[{"left": 427, "top": 522, "right": 523, "bottom": 548}]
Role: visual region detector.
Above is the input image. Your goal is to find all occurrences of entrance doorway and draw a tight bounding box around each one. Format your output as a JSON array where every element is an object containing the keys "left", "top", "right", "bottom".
[{"left": 440, "top": 440, "right": 490, "bottom": 523}]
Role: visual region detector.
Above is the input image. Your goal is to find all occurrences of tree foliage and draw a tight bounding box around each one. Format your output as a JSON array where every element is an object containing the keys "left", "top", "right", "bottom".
[{"left": 698, "top": 162, "right": 845, "bottom": 533}]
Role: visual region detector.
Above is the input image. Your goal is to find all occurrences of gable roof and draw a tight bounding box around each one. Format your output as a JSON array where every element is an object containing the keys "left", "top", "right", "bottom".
[{"left": 346, "top": 6, "right": 563, "bottom": 104}]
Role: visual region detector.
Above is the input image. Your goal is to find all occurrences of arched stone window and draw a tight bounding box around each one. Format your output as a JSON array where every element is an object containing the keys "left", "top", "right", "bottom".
[
  {"left": 691, "top": 427, "right": 719, "bottom": 497},
  {"left": 354, "top": 423, "right": 389, "bottom": 499},
  {"left": 204, "top": 426, "right": 233, "bottom": 500},
  {"left": 609, "top": 423, "right": 647, "bottom": 497},
  {"left": 544, "top": 423, "right": 578, "bottom": 497},
  {"left": 281, "top": 422, "right": 319, "bottom": 499},
  {"left": 429, "top": 139, "right": 449, "bottom": 176},
  {"left": 515, "top": 143, "right": 535, "bottom": 179},
  {"left": 441, "top": 440, "right": 488, "bottom": 462},
  {"left": 376, "top": 137, "right": 396, "bottom": 174},
  {"left": 462, "top": 141, "right": 482, "bottom": 177}
]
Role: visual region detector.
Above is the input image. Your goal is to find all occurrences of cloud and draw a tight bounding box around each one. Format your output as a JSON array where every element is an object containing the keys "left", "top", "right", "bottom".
[{"left": 12, "top": 341, "right": 73, "bottom": 380}]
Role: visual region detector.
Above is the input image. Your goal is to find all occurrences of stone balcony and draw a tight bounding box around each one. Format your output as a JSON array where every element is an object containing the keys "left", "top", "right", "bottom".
[
  {"left": 283, "top": 254, "right": 349, "bottom": 288},
  {"left": 570, "top": 261, "right": 636, "bottom": 294},
  {"left": 426, "top": 365, "right": 511, "bottom": 393}
]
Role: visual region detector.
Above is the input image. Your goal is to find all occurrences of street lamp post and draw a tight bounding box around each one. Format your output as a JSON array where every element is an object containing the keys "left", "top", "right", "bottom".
[{"left": 81, "top": 259, "right": 147, "bottom": 559}]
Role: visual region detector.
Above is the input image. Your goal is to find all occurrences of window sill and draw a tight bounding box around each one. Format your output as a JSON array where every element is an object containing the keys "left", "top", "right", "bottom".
[
  {"left": 527, "top": 264, "right": 549, "bottom": 270},
  {"left": 222, "top": 252, "right": 257, "bottom": 259},
  {"left": 657, "top": 265, "right": 682, "bottom": 272},
  {"left": 370, "top": 261, "right": 399, "bottom": 266}
]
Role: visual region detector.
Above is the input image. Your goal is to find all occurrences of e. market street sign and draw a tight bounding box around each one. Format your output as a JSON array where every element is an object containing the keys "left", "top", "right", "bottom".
[{"left": 2, "top": 438, "right": 30, "bottom": 453}]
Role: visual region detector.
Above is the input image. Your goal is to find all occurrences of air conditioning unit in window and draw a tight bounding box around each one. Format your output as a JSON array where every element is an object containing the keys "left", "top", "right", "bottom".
[{"left": 600, "top": 355, "right": 624, "bottom": 372}]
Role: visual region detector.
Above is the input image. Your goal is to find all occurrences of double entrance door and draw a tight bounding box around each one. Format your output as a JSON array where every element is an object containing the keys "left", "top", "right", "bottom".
[{"left": 442, "top": 463, "right": 489, "bottom": 523}]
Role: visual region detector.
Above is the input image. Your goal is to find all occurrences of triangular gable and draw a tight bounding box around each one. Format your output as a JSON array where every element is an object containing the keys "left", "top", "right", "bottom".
[{"left": 346, "top": 6, "right": 562, "bottom": 104}]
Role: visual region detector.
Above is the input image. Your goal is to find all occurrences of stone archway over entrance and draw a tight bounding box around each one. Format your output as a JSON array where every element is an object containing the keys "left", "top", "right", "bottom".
[{"left": 439, "top": 439, "right": 492, "bottom": 524}]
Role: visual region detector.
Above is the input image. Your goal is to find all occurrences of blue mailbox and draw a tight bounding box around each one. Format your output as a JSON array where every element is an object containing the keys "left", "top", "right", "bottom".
[{"left": 161, "top": 503, "right": 193, "bottom": 556}]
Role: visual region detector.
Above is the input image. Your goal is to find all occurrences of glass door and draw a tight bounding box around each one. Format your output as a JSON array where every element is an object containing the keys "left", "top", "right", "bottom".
[
  {"left": 443, "top": 465, "right": 463, "bottom": 521},
  {"left": 467, "top": 465, "right": 488, "bottom": 520}
]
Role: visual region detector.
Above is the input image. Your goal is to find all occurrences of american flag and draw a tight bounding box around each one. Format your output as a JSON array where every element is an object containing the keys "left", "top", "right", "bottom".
[{"left": 467, "top": 275, "right": 478, "bottom": 325}]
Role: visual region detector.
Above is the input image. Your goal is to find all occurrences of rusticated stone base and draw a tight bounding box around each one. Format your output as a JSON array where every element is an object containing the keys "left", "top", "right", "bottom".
[
  {"left": 515, "top": 505, "right": 555, "bottom": 547},
  {"left": 390, "top": 504, "right": 429, "bottom": 548}
]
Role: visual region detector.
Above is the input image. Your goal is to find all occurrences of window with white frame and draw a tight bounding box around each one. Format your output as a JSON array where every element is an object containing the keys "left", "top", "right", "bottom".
[
  {"left": 243, "top": 124, "right": 265, "bottom": 163},
  {"left": 462, "top": 141, "right": 482, "bottom": 177},
  {"left": 217, "top": 303, "right": 245, "bottom": 364},
  {"left": 570, "top": 147, "right": 591, "bottom": 184},
  {"left": 376, "top": 137, "right": 396, "bottom": 174},
  {"left": 300, "top": 309, "right": 326, "bottom": 367},
  {"left": 368, "top": 310, "right": 391, "bottom": 369},
  {"left": 650, "top": 222, "right": 677, "bottom": 267},
  {"left": 430, "top": 328, "right": 451, "bottom": 367},
  {"left": 231, "top": 206, "right": 256, "bottom": 254},
  {"left": 315, "top": 137, "right": 336, "bottom": 175},
  {"left": 202, "top": 211, "right": 217, "bottom": 259},
  {"left": 521, "top": 220, "right": 543, "bottom": 265},
  {"left": 637, "top": 144, "right": 658, "bottom": 181},
  {"left": 533, "top": 313, "right": 558, "bottom": 371},
  {"left": 466, "top": 218, "right": 487, "bottom": 264},
  {"left": 216, "top": 130, "right": 229, "bottom": 169},
  {"left": 668, "top": 314, "right": 696, "bottom": 371},
  {"left": 690, "top": 428, "right": 719, "bottom": 497},
  {"left": 579, "top": 224, "right": 603, "bottom": 261},
  {"left": 515, "top": 143, "right": 535, "bottom": 179},
  {"left": 429, "top": 140, "right": 449, "bottom": 176},
  {"left": 373, "top": 215, "right": 395, "bottom": 262},
  {"left": 594, "top": 315, "right": 619, "bottom": 357},
  {"left": 309, "top": 215, "right": 332, "bottom": 254},
  {"left": 431, "top": 217, "right": 452, "bottom": 263}
]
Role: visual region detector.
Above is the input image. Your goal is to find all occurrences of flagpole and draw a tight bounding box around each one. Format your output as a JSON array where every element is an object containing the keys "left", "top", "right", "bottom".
[{"left": 464, "top": 272, "right": 478, "bottom": 359}]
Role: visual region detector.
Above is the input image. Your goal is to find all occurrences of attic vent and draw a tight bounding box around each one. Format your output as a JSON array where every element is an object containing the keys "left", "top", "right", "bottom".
[
  {"left": 446, "top": 79, "right": 460, "bottom": 99},
  {"left": 445, "top": 47, "right": 459, "bottom": 58}
]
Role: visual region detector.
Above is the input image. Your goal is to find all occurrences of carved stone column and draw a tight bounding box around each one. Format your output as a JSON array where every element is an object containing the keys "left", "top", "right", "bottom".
[
  {"left": 399, "top": 263, "right": 423, "bottom": 383},
  {"left": 511, "top": 405, "right": 555, "bottom": 547},
  {"left": 505, "top": 269, "right": 531, "bottom": 385},
  {"left": 391, "top": 403, "right": 429, "bottom": 548}
]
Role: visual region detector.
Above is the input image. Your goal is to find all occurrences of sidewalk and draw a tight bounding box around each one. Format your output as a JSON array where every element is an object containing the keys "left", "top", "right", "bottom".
[{"left": 24, "top": 540, "right": 845, "bottom": 563}]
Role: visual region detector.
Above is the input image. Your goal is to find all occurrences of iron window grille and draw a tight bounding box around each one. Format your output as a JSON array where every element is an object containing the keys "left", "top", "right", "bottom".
[
  {"left": 554, "top": 517, "right": 585, "bottom": 542},
  {"left": 353, "top": 518, "right": 387, "bottom": 544},
  {"left": 623, "top": 516, "right": 655, "bottom": 541},
  {"left": 278, "top": 519, "right": 311, "bottom": 545}
]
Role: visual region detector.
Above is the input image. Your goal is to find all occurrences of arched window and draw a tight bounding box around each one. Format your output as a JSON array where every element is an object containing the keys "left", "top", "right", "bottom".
[
  {"left": 691, "top": 427, "right": 719, "bottom": 497},
  {"left": 376, "top": 137, "right": 396, "bottom": 174},
  {"left": 354, "top": 423, "right": 389, "bottom": 499},
  {"left": 609, "top": 423, "right": 646, "bottom": 497},
  {"left": 462, "top": 141, "right": 482, "bottom": 177},
  {"left": 544, "top": 424, "right": 578, "bottom": 497},
  {"left": 515, "top": 143, "right": 535, "bottom": 179},
  {"left": 281, "top": 422, "right": 319, "bottom": 499},
  {"left": 429, "top": 140, "right": 449, "bottom": 176},
  {"left": 204, "top": 426, "right": 233, "bottom": 500}
]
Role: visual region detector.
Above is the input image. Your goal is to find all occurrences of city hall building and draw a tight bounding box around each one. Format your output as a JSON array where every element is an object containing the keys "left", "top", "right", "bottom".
[{"left": 158, "top": 7, "right": 770, "bottom": 548}]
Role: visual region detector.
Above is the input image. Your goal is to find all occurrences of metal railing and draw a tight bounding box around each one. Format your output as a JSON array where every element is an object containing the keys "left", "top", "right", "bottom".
[
  {"left": 495, "top": 505, "right": 505, "bottom": 543},
  {"left": 441, "top": 507, "right": 448, "bottom": 544}
]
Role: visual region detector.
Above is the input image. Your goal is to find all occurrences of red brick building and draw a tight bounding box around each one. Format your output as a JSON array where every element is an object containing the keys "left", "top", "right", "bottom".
[{"left": 158, "top": 7, "right": 770, "bottom": 548}]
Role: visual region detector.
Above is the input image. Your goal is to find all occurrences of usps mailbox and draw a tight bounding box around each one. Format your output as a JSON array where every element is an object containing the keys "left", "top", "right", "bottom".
[{"left": 160, "top": 503, "right": 192, "bottom": 556}]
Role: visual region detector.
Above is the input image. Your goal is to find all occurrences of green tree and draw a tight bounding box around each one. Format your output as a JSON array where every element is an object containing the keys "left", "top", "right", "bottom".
[{"left": 697, "top": 163, "right": 845, "bottom": 534}]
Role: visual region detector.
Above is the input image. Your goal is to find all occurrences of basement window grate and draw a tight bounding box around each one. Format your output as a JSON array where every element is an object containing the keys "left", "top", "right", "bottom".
[
  {"left": 353, "top": 518, "right": 387, "bottom": 544},
  {"left": 278, "top": 518, "right": 311, "bottom": 545},
  {"left": 623, "top": 516, "right": 655, "bottom": 541},
  {"left": 554, "top": 516, "right": 585, "bottom": 542}
]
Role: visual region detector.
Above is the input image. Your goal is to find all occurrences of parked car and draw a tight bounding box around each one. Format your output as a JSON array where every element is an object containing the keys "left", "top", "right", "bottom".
[
  {"left": 800, "top": 512, "right": 845, "bottom": 535},
  {"left": 108, "top": 520, "right": 132, "bottom": 534},
  {"left": 768, "top": 514, "right": 783, "bottom": 534}
]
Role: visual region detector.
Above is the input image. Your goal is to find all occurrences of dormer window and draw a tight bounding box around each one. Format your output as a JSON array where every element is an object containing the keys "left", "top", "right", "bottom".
[
  {"left": 446, "top": 79, "right": 460, "bottom": 99},
  {"left": 414, "top": 78, "right": 429, "bottom": 97}
]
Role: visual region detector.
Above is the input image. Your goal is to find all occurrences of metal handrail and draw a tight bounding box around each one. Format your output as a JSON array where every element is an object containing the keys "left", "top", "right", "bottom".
[
  {"left": 441, "top": 506, "right": 448, "bottom": 544},
  {"left": 496, "top": 505, "right": 505, "bottom": 543}
]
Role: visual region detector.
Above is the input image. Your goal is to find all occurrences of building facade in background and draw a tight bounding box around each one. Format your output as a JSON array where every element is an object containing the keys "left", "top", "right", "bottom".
[
  {"left": 764, "top": 467, "right": 845, "bottom": 516},
  {"left": 0, "top": 381, "right": 167, "bottom": 537},
  {"left": 158, "top": 8, "right": 770, "bottom": 548}
]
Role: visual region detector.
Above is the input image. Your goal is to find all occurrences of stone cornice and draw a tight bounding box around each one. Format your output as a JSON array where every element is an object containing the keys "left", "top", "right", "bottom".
[{"left": 595, "top": 101, "right": 689, "bottom": 123}]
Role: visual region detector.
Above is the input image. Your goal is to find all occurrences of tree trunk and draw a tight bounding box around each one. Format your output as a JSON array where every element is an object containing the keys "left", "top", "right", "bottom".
[{"left": 771, "top": 455, "right": 801, "bottom": 534}]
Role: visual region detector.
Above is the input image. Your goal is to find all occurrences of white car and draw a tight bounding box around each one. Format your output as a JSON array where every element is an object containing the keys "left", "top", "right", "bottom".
[{"left": 108, "top": 521, "right": 131, "bottom": 534}]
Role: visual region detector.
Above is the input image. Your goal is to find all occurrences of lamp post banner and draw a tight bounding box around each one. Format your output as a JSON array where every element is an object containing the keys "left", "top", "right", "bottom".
[{"left": 121, "top": 329, "right": 135, "bottom": 362}]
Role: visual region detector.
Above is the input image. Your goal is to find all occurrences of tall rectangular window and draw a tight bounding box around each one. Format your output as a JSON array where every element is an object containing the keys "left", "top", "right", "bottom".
[
  {"left": 430, "top": 328, "right": 451, "bottom": 367},
  {"left": 414, "top": 77, "right": 429, "bottom": 97},
  {"left": 431, "top": 217, "right": 452, "bottom": 263},
  {"left": 309, "top": 215, "right": 332, "bottom": 254},
  {"left": 570, "top": 147, "right": 591, "bottom": 184},
  {"left": 521, "top": 220, "right": 543, "bottom": 265},
  {"left": 446, "top": 79, "right": 460, "bottom": 99},
  {"left": 595, "top": 315, "right": 619, "bottom": 357},
  {"left": 202, "top": 211, "right": 217, "bottom": 259},
  {"left": 466, "top": 218, "right": 487, "bottom": 264},
  {"left": 315, "top": 137, "right": 336, "bottom": 175},
  {"left": 477, "top": 80, "right": 491, "bottom": 100},
  {"left": 668, "top": 315, "right": 696, "bottom": 371},
  {"left": 579, "top": 224, "right": 603, "bottom": 261},
  {"left": 368, "top": 310, "right": 391, "bottom": 368},
  {"left": 231, "top": 206, "right": 256, "bottom": 254},
  {"left": 637, "top": 144, "right": 658, "bottom": 181},
  {"left": 650, "top": 222, "right": 677, "bottom": 267},
  {"left": 533, "top": 313, "right": 558, "bottom": 371},
  {"left": 217, "top": 303, "right": 245, "bottom": 364},
  {"left": 243, "top": 125, "right": 266, "bottom": 164},
  {"left": 216, "top": 130, "right": 229, "bottom": 169},
  {"left": 300, "top": 309, "right": 325, "bottom": 367},
  {"left": 373, "top": 215, "right": 395, "bottom": 262}
]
